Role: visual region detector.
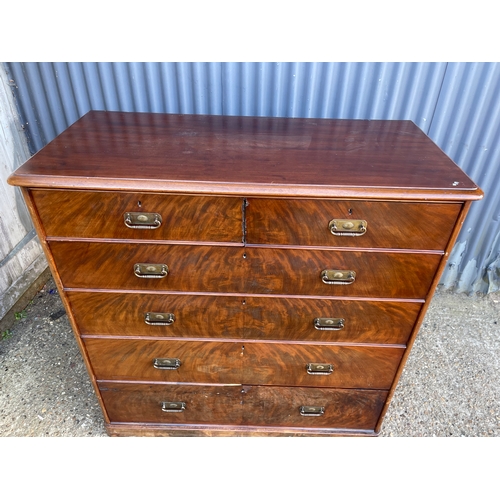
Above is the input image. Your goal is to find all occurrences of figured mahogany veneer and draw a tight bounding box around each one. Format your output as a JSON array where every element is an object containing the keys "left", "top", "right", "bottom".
[
  {"left": 32, "top": 190, "right": 243, "bottom": 243},
  {"left": 8, "top": 111, "right": 482, "bottom": 437},
  {"left": 99, "top": 382, "right": 388, "bottom": 430},
  {"left": 50, "top": 241, "right": 440, "bottom": 299},
  {"left": 246, "top": 198, "right": 461, "bottom": 250},
  {"left": 84, "top": 338, "right": 404, "bottom": 389},
  {"left": 68, "top": 291, "right": 421, "bottom": 344}
]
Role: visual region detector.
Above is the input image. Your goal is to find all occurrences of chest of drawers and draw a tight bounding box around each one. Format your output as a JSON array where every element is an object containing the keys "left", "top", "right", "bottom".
[{"left": 8, "top": 111, "right": 482, "bottom": 436}]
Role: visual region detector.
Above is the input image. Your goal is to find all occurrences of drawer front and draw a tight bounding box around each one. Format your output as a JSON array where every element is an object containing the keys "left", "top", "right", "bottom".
[
  {"left": 68, "top": 292, "right": 245, "bottom": 338},
  {"left": 240, "top": 385, "right": 388, "bottom": 429},
  {"left": 49, "top": 241, "right": 247, "bottom": 293},
  {"left": 32, "top": 189, "right": 243, "bottom": 242},
  {"left": 241, "top": 297, "right": 421, "bottom": 344},
  {"left": 100, "top": 382, "right": 244, "bottom": 425},
  {"left": 99, "top": 381, "right": 388, "bottom": 430},
  {"left": 69, "top": 291, "right": 420, "bottom": 344},
  {"left": 244, "top": 247, "right": 441, "bottom": 299},
  {"left": 85, "top": 338, "right": 404, "bottom": 389},
  {"left": 51, "top": 241, "right": 440, "bottom": 299},
  {"left": 246, "top": 198, "right": 461, "bottom": 250}
]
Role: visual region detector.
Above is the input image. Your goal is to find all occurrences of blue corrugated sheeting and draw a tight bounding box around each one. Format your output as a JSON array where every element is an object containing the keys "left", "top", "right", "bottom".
[{"left": 4, "top": 62, "right": 499, "bottom": 293}]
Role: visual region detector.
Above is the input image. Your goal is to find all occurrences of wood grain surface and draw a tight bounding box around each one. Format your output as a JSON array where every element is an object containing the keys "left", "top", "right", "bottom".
[
  {"left": 50, "top": 241, "right": 440, "bottom": 299},
  {"left": 8, "top": 112, "right": 482, "bottom": 200},
  {"left": 99, "top": 381, "right": 388, "bottom": 430},
  {"left": 243, "top": 247, "right": 440, "bottom": 299},
  {"left": 69, "top": 291, "right": 421, "bottom": 344},
  {"left": 84, "top": 338, "right": 404, "bottom": 389},
  {"left": 246, "top": 198, "right": 461, "bottom": 250},
  {"left": 32, "top": 189, "right": 243, "bottom": 242},
  {"left": 68, "top": 292, "right": 245, "bottom": 337}
]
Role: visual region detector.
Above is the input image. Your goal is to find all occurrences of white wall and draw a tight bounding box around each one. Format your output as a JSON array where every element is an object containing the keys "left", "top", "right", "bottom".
[{"left": 0, "top": 64, "right": 47, "bottom": 322}]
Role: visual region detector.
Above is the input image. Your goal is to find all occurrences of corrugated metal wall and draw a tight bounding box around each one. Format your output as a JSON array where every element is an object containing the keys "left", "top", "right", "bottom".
[{"left": 3, "top": 62, "right": 499, "bottom": 293}]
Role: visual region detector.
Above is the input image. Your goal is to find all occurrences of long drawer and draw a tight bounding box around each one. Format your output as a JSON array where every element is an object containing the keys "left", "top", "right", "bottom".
[
  {"left": 246, "top": 198, "right": 461, "bottom": 250},
  {"left": 31, "top": 189, "right": 244, "bottom": 242},
  {"left": 99, "top": 381, "right": 388, "bottom": 430},
  {"left": 70, "top": 291, "right": 421, "bottom": 344},
  {"left": 51, "top": 241, "right": 441, "bottom": 299},
  {"left": 84, "top": 338, "right": 404, "bottom": 389}
]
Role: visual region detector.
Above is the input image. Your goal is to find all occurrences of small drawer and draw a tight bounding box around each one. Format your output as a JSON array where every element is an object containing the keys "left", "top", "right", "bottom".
[
  {"left": 49, "top": 241, "right": 247, "bottom": 293},
  {"left": 246, "top": 198, "right": 461, "bottom": 250},
  {"left": 244, "top": 247, "right": 441, "bottom": 299},
  {"left": 31, "top": 189, "right": 243, "bottom": 243},
  {"left": 68, "top": 292, "right": 245, "bottom": 338},
  {"left": 84, "top": 338, "right": 404, "bottom": 389},
  {"left": 99, "top": 381, "right": 388, "bottom": 431},
  {"left": 241, "top": 297, "right": 421, "bottom": 344},
  {"left": 99, "top": 382, "right": 244, "bottom": 425},
  {"left": 240, "top": 385, "right": 388, "bottom": 430}
]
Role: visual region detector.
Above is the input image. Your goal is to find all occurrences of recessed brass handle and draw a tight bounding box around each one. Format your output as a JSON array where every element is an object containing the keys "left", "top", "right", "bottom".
[
  {"left": 153, "top": 358, "right": 181, "bottom": 370},
  {"left": 314, "top": 318, "right": 345, "bottom": 330},
  {"left": 329, "top": 219, "right": 367, "bottom": 236},
  {"left": 299, "top": 405, "right": 325, "bottom": 416},
  {"left": 124, "top": 212, "right": 162, "bottom": 229},
  {"left": 161, "top": 402, "right": 186, "bottom": 413},
  {"left": 145, "top": 312, "right": 175, "bottom": 326},
  {"left": 306, "top": 363, "right": 334, "bottom": 375},
  {"left": 134, "top": 263, "right": 169, "bottom": 279},
  {"left": 321, "top": 270, "right": 356, "bottom": 285}
]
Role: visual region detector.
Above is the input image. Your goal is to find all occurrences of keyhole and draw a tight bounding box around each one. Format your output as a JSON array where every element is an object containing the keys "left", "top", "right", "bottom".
[
  {"left": 138, "top": 201, "right": 142, "bottom": 207},
  {"left": 348, "top": 208, "right": 353, "bottom": 215}
]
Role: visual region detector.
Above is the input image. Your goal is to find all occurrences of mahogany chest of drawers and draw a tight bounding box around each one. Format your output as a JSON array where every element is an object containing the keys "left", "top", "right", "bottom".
[{"left": 8, "top": 111, "right": 482, "bottom": 436}]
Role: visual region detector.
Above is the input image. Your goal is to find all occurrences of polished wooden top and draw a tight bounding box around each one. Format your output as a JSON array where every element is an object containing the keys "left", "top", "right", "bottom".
[{"left": 8, "top": 111, "right": 482, "bottom": 200}]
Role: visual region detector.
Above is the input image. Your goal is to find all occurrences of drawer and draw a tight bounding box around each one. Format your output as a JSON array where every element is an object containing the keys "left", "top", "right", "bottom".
[
  {"left": 246, "top": 198, "right": 461, "bottom": 250},
  {"left": 241, "top": 297, "right": 421, "bottom": 344},
  {"left": 244, "top": 247, "right": 440, "bottom": 299},
  {"left": 51, "top": 241, "right": 441, "bottom": 299},
  {"left": 70, "top": 291, "right": 420, "bottom": 344},
  {"left": 240, "top": 385, "right": 387, "bottom": 429},
  {"left": 31, "top": 189, "right": 243, "bottom": 243},
  {"left": 68, "top": 292, "right": 245, "bottom": 337},
  {"left": 49, "top": 241, "right": 247, "bottom": 293},
  {"left": 100, "top": 382, "right": 244, "bottom": 425},
  {"left": 85, "top": 338, "right": 404, "bottom": 389},
  {"left": 99, "top": 381, "right": 388, "bottom": 430}
]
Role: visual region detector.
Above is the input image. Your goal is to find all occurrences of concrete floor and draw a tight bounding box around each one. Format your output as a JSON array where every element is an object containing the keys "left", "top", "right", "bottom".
[{"left": 1, "top": 276, "right": 499, "bottom": 437}]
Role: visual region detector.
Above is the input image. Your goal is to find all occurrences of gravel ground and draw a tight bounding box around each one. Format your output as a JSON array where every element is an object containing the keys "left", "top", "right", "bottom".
[{"left": 1, "top": 277, "right": 499, "bottom": 437}]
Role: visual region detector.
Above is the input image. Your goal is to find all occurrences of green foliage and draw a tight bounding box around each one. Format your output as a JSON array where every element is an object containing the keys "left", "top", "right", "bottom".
[
  {"left": 1, "top": 329, "right": 12, "bottom": 340},
  {"left": 14, "top": 310, "right": 27, "bottom": 320}
]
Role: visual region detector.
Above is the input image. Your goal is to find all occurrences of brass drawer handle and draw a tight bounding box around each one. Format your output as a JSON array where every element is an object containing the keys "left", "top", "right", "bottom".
[
  {"left": 134, "top": 263, "right": 169, "bottom": 279},
  {"left": 314, "top": 317, "right": 345, "bottom": 330},
  {"left": 162, "top": 402, "right": 186, "bottom": 413},
  {"left": 306, "top": 363, "right": 333, "bottom": 375},
  {"left": 299, "top": 405, "right": 325, "bottom": 417},
  {"left": 321, "top": 270, "right": 356, "bottom": 285},
  {"left": 153, "top": 358, "right": 181, "bottom": 370},
  {"left": 329, "top": 219, "right": 367, "bottom": 236},
  {"left": 124, "top": 212, "right": 162, "bottom": 229},
  {"left": 145, "top": 312, "right": 175, "bottom": 326}
]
